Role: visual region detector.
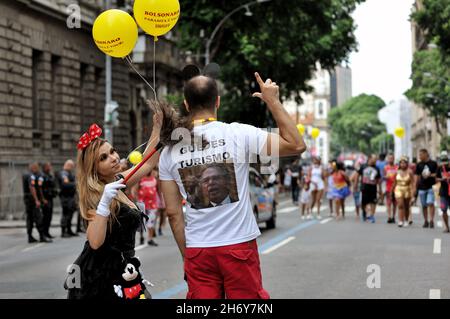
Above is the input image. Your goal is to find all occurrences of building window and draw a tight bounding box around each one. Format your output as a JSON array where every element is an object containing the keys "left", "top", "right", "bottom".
[
  {"left": 32, "top": 50, "right": 43, "bottom": 131},
  {"left": 51, "top": 55, "right": 61, "bottom": 133},
  {"left": 318, "top": 102, "right": 324, "bottom": 117},
  {"left": 79, "top": 62, "right": 88, "bottom": 131},
  {"left": 94, "top": 67, "right": 103, "bottom": 122}
]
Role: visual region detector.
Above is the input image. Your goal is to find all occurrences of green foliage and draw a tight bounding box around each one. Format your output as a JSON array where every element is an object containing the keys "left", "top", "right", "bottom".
[
  {"left": 329, "top": 94, "right": 390, "bottom": 154},
  {"left": 405, "top": 48, "right": 450, "bottom": 136},
  {"left": 176, "top": 0, "right": 364, "bottom": 126},
  {"left": 441, "top": 136, "right": 450, "bottom": 151},
  {"left": 370, "top": 133, "right": 394, "bottom": 154},
  {"left": 164, "top": 93, "right": 184, "bottom": 106},
  {"left": 411, "top": 0, "right": 450, "bottom": 55}
]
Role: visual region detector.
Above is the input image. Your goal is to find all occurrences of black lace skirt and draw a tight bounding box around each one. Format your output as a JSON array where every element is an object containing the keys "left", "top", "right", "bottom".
[{"left": 65, "top": 241, "right": 150, "bottom": 300}]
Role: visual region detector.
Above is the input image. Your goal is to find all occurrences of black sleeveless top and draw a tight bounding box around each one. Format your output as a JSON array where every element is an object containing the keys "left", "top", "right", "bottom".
[{"left": 66, "top": 203, "right": 146, "bottom": 299}]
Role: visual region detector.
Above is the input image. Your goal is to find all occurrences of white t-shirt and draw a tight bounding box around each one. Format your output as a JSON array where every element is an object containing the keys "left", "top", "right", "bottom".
[{"left": 159, "top": 121, "right": 268, "bottom": 248}]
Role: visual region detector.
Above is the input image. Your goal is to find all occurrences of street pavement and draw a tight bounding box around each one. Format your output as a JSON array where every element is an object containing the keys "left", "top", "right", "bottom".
[{"left": 0, "top": 193, "right": 449, "bottom": 299}]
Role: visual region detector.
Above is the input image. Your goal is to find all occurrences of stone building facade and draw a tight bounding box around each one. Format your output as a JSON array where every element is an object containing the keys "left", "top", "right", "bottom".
[
  {"left": 409, "top": 0, "right": 443, "bottom": 159},
  {"left": 0, "top": 0, "right": 183, "bottom": 219}
]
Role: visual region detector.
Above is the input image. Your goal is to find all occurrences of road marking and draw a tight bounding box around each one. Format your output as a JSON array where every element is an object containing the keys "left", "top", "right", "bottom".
[
  {"left": 153, "top": 219, "right": 319, "bottom": 299},
  {"left": 278, "top": 207, "right": 298, "bottom": 214},
  {"left": 429, "top": 289, "right": 441, "bottom": 299},
  {"left": 135, "top": 244, "right": 147, "bottom": 251},
  {"left": 21, "top": 243, "right": 45, "bottom": 252},
  {"left": 437, "top": 221, "right": 443, "bottom": 228},
  {"left": 278, "top": 205, "right": 327, "bottom": 214},
  {"left": 261, "top": 236, "right": 295, "bottom": 255},
  {"left": 320, "top": 218, "right": 332, "bottom": 224},
  {"left": 433, "top": 239, "right": 441, "bottom": 254}
]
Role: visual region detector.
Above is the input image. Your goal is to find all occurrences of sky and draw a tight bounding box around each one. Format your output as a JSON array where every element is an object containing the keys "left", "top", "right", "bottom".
[{"left": 348, "top": 0, "right": 416, "bottom": 105}]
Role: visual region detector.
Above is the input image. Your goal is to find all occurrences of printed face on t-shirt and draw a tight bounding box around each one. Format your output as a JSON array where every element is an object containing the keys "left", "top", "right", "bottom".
[
  {"left": 178, "top": 162, "right": 239, "bottom": 209},
  {"left": 200, "top": 167, "right": 230, "bottom": 204}
]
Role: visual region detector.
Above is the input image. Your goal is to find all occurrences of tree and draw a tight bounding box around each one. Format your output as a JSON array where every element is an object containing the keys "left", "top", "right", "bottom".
[
  {"left": 405, "top": 48, "right": 450, "bottom": 138},
  {"left": 441, "top": 136, "right": 450, "bottom": 151},
  {"left": 411, "top": 0, "right": 450, "bottom": 56},
  {"left": 328, "top": 94, "right": 390, "bottom": 155},
  {"left": 408, "top": 0, "right": 450, "bottom": 140},
  {"left": 176, "top": 0, "right": 364, "bottom": 126}
]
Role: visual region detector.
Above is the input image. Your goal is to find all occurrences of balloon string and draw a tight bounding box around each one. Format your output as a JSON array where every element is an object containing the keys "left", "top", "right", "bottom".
[
  {"left": 124, "top": 55, "right": 158, "bottom": 102},
  {"left": 153, "top": 38, "right": 156, "bottom": 100},
  {"left": 128, "top": 133, "right": 159, "bottom": 163},
  {"left": 128, "top": 141, "right": 148, "bottom": 158}
]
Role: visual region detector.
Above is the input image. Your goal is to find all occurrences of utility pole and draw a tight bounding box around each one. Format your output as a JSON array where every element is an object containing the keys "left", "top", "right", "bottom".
[{"left": 104, "top": 0, "right": 117, "bottom": 143}]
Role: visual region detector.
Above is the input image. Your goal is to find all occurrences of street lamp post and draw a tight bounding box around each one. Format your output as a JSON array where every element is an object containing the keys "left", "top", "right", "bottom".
[
  {"left": 104, "top": 0, "right": 113, "bottom": 143},
  {"left": 204, "top": 0, "right": 270, "bottom": 65}
]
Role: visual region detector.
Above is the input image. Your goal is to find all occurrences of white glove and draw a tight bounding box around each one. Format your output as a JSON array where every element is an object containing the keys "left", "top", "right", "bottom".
[{"left": 96, "top": 179, "right": 126, "bottom": 217}]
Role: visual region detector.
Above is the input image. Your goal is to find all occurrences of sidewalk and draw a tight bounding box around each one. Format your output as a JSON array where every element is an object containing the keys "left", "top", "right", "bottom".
[{"left": 0, "top": 208, "right": 66, "bottom": 229}]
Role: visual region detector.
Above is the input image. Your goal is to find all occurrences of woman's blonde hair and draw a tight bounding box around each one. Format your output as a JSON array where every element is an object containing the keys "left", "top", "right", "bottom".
[{"left": 76, "top": 138, "right": 128, "bottom": 226}]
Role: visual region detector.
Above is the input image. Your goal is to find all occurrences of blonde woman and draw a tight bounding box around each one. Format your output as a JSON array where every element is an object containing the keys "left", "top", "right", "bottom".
[
  {"left": 392, "top": 156, "right": 415, "bottom": 227},
  {"left": 65, "top": 105, "right": 162, "bottom": 300}
]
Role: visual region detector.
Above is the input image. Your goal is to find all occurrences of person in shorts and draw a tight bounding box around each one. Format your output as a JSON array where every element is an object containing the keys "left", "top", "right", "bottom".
[
  {"left": 415, "top": 149, "right": 438, "bottom": 228},
  {"left": 358, "top": 154, "right": 382, "bottom": 223},
  {"left": 436, "top": 152, "right": 450, "bottom": 232}
]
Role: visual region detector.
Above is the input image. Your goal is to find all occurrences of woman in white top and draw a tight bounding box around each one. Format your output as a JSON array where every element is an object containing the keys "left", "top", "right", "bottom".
[{"left": 308, "top": 157, "right": 325, "bottom": 219}]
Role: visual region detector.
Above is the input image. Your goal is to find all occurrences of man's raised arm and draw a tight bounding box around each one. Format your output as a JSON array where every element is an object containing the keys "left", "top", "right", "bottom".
[{"left": 252, "top": 72, "right": 307, "bottom": 157}]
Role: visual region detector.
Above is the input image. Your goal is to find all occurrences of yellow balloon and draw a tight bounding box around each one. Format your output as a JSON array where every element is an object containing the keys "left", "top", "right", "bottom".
[
  {"left": 311, "top": 128, "right": 320, "bottom": 139},
  {"left": 92, "top": 9, "right": 138, "bottom": 58},
  {"left": 129, "top": 151, "right": 143, "bottom": 165},
  {"left": 394, "top": 127, "right": 405, "bottom": 138},
  {"left": 296, "top": 124, "right": 305, "bottom": 135},
  {"left": 134, "top": 0, "right": 180, "bottom": 40}
]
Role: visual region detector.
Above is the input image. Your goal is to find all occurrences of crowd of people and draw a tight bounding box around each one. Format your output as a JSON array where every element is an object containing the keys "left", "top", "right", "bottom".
[
  {"left": 282, "top": 149, "right": 450, "bottom": 232},
  {"left": 21, "top": 65, "right": 447, "bottom": 300}
]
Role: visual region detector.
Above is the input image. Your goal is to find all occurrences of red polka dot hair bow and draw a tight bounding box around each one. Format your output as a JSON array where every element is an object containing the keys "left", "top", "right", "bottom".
[{"left": 77, "top": 124, "right": 103, "bottom": 150}]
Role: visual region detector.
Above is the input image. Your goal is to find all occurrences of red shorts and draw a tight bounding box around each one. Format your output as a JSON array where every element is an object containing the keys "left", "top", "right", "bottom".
[{"left": 184, "top": 239, "right": 270, "bottom": 299}]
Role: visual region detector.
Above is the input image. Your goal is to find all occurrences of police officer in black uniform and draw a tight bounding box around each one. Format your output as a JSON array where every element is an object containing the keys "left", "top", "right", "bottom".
[
  {"left": 41, "top": 162, "right": 57, "bottom": 239},
  {"left": 22, "top": 162, "right": 52, "bottom": 243},
  {"left": 58, "top": 159, "right": 77, "bottom": 237}
]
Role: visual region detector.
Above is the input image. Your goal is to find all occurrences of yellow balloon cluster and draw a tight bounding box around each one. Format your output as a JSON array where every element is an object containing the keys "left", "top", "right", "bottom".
[
  {"left": 296, "top": 124, "right": 305, "bottom": 135},
  {"left": 394, "top": 127, "right": 405, "bottom": 138},
  {"left": 92, "top": 9, "right": 138, "bottom": 58},
  {"left": 92, "top": 1, "right": 181, "bottom": 57},
  {"left": 134, "top": 0, "right": 180, "bottom": 41},
  {"left": 129, "top": 151, "right": 143, "bottom": 165},
  {"left": 311, "top": 128, "right": 320, "bottom": 139}
]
